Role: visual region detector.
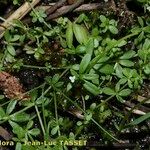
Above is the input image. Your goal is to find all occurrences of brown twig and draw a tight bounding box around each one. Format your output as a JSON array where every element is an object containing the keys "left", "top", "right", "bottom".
[
  {"left": 46, "top": 0, "right": 84, "bottom": 20},
  {"left": 0, "top": 0, "right": 40, "bottom": 39},
  {"left": 53, "top": 3, "right": 104, "bottom": 13},
  {"left": 39, "top": 3, "right": 104, "bottom": 13},
  {"left": 0, "top": 126, "right": 12, "bottom": 140},
  {"left": 124, "top": 101, "right": 150, "bottom": 115},
  {"left": 22, "top": 3, "right": 104, "bottom": 24},
  {"left": 45, "top": 0, "right": 67, "bottom": 15}
]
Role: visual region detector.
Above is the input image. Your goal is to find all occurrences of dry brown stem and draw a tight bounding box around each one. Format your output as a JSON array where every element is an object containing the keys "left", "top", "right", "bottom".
[
  {"left": 0, "top": 0, "right": 40, "bottom": 39},
  {"left": 46, "top": 0, "right": 84, "bottom": 20}
]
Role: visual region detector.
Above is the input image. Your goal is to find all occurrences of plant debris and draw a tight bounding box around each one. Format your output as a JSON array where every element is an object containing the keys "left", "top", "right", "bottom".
[{"left": 0, "top": 71, "right": 29, "bottom": 100}]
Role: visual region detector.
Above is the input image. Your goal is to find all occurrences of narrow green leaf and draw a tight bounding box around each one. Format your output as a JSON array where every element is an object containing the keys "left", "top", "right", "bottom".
[
  {"left": 120, "top": 50, "right": 136, "bottom": 59},
  {"left": 27, "top": 120, "right": 34, "bottom": 129},
  {"left": 137, "top": 31, "right": 144, "bottom": 43},
  {"left": 119, "top": 89, "right": 131, "bottom": 97},
  {"left": 7, "top": 45, "right": 16, "bottom": 56},
  {"left": 28, "top": 128, "right": 40, "bottom": 136},
  {"left": 9, "top": 120, "right": 25, "bottom": 139},
  {"left": 138, "top": 17, "right": 144, "bottom": 27},
  {"left": 85, "top": 38, "right": 94, "bottom": 56},
  {"left": 117, "top": 40, "right": 127, "bottom": 47},
  {"left": 83, "top": 80, "right": 100, "bottom": 95},
  {"left": 0, "top": 107, "right": 6, "bottom": 120},
  {"left": 4, "top": 30, "right": 11, "bottom": 42},
  {"left": 66, "top": 21, "right": 73, "bottom": 48},
  {"left": 73, "top": 23, "right": 88, "bottom": 44},
  {"left": 83, "top": 73, "right": 99, "bottom": 81},
  {"left": 6, "top": 100, "right": 17, "bottom": 115},
  {"left": 60, "top": 36, "right": 67, "bottom": 48},
  {"left": 10, "top": 112, "right": 30, "bottom": 122},
  {"left": 114, "top": 63, "right": 123, "bottom": 78},
  {"left": 116, "top": 95, "right": 124, "bottom": 103},
  {"left": 119, "top": 60, "right": 134, "bottom": 67},
  {"left": 15, "top": 142, "right": 22, "bottom": 150},
  {"left": 79, "top": 54, "right": 91, "bottom": 74},
  {"left": 143, "top": 38, "right": 150, "bottom": 50},
  {"left": 103, "top": 87, "right": 116, "bottom": 95},
  {"left": 128, "top": 112, "right": 150, "bottom": 126}
]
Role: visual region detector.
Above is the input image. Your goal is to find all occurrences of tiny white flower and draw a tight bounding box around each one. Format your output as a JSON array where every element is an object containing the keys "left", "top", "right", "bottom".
[{"left": 69, "top": 76, "right": 76, "bottom": 83}]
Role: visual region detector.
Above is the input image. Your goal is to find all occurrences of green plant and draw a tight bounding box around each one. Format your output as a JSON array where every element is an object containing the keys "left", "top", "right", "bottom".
[{"left": 0, "top": 2, "right": 150, "bottom": 149}]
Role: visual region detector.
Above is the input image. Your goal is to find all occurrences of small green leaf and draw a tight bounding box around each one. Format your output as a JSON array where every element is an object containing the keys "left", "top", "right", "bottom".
[
  {"left": 83, "top": 80, "right": 100, "bottom": 95},
  {"left": 6, "top": 100, "right": 17, "bottom": 115},
  {"left": 114, "top": 63, "right": 123, "bottom": 78},
  {"left": 79, "top": 54, "right": 91, "bottom": 74},
  {"left": 144, "top": 63, "right": 150, "bottom": 74},
  {"left": 59, "top": 36, "right": 67, "bottom": 48},
  {"left": 118, "top": 78, "right": 127, "bottom": 85},
  {"left": 90, "top": 103, "right": 96, "bottom": 110},
  {"left": 15, "top": 142, "right": 22, "bottom": 150},
  {"left": 70, "top": 69, "right": 79, "bottom": 78},
  {"left": 119, "top": 60, "right": 134, "bottom": 67},
  {"left": 120, "top": 50, "right": 136, "bottom": 59},
  {"left": 66, "top": 21, "right": 73, "bottom": 48},
  {"left": 0, "top": 107, "right": 6, "bottom": 120},
  {"left": 100, "top": 15, "right": 107, "bottom": 23},
  {"left": 109, "top": 25, "right": 118, "bottom": 34},
  {"left": 51, "top": 125, "right": 59, "bottom": 135},
  {"left": 73, "top": 23, "right": 88, "bottom": 44},
  {"left": 10, "top": 112, "right": 30, "bottom": 122},
  {"left": 119, "top": 89, "right": 131, "bottom": 96},
  {"left": 103, "top": 87, "right": 116, "bottom": 95},
  {"left": 137, "top": 31, "right": 144, "bottom": 43},
  {"left": 11, "top": 35, "right": 20, "bottom": 42},
  {"left": 99, "top": 64, "right": 114, "bottom": 75},
  {"left": 67, "top": 83, "right": 72, "bottom": 91},
  {"left": 117, "top": 40, "right": 127, "bottom": 47},
  {"left": 143, "top": 38, "right": 150, "bottom": 50},
  {"left": 85, "top": 112, "right": 92, "bottom": 121},
  {"left": 52, "top": 74, "right": 60, "bottom": 84},
  {"left": 4, "top": 30, "right": 11, "bottom": 42},
  {"left": 7, "top": 45, "right": 16, "bottom": 56},
  {"left": 128, "top": 112, "right": 150, "bottom": 126},
  {"left": 83, "top": 73, "right": 99, "bottom": 81},
  {"left": 137, "top": 17, "right": 144, "bottom": 27},
  {"left": 76, "top": 45, "right": 86, "bottom": 54},
  {"left": 116, "top": 95, "right": 124, "bottom": 103},
  {"left": 28, "top": 128, "right": 40, "bottom": 136},
  {"left": 27, "top": 120, "right": 34, "bottom": 129},
  {"left": 0, "top": 95, "right": 4, "bottom": 100},
  {"left": 9, "top": 120, "right": 25, "bottom": 139},
  {"left": 85, "top": 38, "right": 94, "bottom": 56},
  {"left": 77, "top": 121, "right": 82, "bottom": 126}
]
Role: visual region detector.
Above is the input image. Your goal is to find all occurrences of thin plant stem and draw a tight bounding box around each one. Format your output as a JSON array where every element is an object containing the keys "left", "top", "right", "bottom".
[
  {"left": 34, "top": 85, "right": 51, "bottom": 135},
  {"left": 53, "top": 91, "right": 61, "bottom": 136},
  {"left": 35, "top": 105, "right": 46, "bottom": 136},
  {"left": 23, "top": 64, "right": 71, "bottom": 70}
]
